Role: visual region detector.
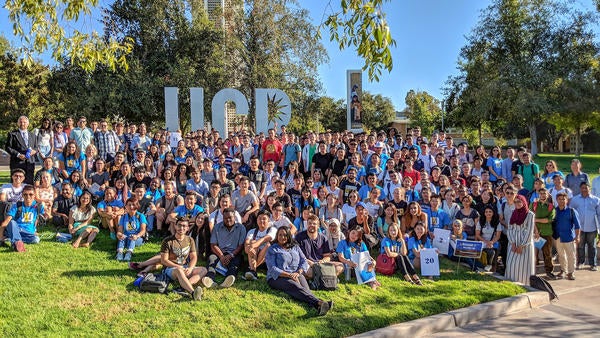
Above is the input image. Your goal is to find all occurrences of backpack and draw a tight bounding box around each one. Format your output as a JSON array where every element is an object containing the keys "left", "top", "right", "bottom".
[
  {"left": 529, "top": 275, "right": 558, "bottom": 301},
  {"left": 309, "top": 263, "right": 338, "bottom": 291},
  {"left": 375, "top": 253, "right": 396, "bottom": 275},
  {"left": 139, "top": 273, "right": 170, "bottom": 293}
]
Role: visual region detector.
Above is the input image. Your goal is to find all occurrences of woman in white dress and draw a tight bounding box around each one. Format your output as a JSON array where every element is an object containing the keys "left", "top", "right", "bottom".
[{"left": 505, "top": 194, "right": 535, "bottom": 285}]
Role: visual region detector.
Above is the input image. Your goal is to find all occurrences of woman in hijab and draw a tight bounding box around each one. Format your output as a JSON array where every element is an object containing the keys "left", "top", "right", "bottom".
[{"left": 505, "top": 195, "right": 535, "bottom": 285}]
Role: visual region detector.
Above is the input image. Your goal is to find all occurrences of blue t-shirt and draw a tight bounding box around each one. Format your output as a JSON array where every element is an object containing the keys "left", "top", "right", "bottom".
[
  {"left": 425, "top": 208, "right": 451, "bottom": 232},
  {"left": 8, "top": 201, "right": 44, "bottom": 234},
  {"left": 97, "top": 199, "right": 124, "bottom": 210},
  {"left": 173, "top": 204, "right": 204, "bottom": 218},
  {"left": 486, "top": 157, "right": 503, "bottom": 182},
  {"left": 145, "top": 188, "right": 164, "bottom": 204},
  {"left": 119, "top": 212, "right": 148, "bottom": 236},
  {"left": 283, "top": 143, "right": 301, "bottom": 167},
  {"left": 407, "top": 236, "right": 433, "bottom": 260},
  {"left": 59, "top": 152, "right": 86, "bottom": 175},
  {"left": 336, "top": 239, "right": 368, "bottom": 260},
  {"left": 380, "top": 237, "right": 403, "bottom": 255}
]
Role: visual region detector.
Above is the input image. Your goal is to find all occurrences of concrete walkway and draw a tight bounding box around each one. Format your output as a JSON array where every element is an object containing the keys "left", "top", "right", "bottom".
[{"left": 354, "top": 262, "right": 600, "bottom": 338}]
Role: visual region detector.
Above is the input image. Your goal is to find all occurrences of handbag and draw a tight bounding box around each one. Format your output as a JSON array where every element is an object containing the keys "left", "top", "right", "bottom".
[{"left": 375, "top": 253, "right": 396, "bottom": 275}]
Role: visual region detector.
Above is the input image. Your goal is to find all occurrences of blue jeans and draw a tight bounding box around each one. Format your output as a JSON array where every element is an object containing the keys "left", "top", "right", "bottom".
[
  {"left": 578, "top": 231, "right": 598, "bottom": 267},
  {"left": 145, "top": 215, "right": 155, "bottom": 232},
  {"left": 4, "top": 220, "right": 40, "bottom": 244},
  {"left": 117, "top": 237, "right": 144, "bottom": 252}
]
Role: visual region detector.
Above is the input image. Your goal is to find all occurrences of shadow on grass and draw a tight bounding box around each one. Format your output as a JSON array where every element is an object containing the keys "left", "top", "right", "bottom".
[{"left": 62, "top": 268, "right": 130, "bottom": 278}]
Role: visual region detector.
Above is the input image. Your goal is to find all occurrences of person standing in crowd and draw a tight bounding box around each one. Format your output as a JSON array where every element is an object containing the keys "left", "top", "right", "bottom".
[
  {"left": 505, "top": 195, "right": 535, "bottom": 285},
  {"left": 261, "top": 129, "right": 283, "bottom": 171},
  {"left": 554, "top": 192, "right": 581, "bottom": 280},
  {"left": 565, "top": 159, "right": 589, "bottom": 196},
  {"left": 34, "top": 117, "right": 54, "bottom": 162},
  {"left": 532, "top": 188, "right": 556, "bottom": 279},
  {"left": 69, "top": 116, "right": 94, "bottom": 153},
  {"left": 94, "top": 120, "right": 120, "bottom": 162},
  {"left": 5, "top": 116, "right": 38, "bottom": 185},
  {"left": 568, "top": 182, "right": 599, "bottom": 271}
]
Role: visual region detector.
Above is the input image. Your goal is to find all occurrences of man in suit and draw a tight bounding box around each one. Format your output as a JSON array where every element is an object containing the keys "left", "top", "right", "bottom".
[{"left": 5, "top": 116, "right": 37, "bottom": 185}]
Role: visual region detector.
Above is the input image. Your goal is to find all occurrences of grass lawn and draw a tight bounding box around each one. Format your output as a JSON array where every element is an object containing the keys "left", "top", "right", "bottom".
[{"left": 0, "top": 230, "right": 524, "bottom": 337}]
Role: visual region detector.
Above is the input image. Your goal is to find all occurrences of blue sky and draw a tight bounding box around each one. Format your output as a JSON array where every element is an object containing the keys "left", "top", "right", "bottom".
[{"left": 1, "top": 1, "right": 597, "bottom": 110}]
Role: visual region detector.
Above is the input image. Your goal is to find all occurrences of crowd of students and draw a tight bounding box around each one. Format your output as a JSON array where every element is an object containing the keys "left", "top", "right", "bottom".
[{"left": 1, "top": 115, "right": 599, "bottom": 315}]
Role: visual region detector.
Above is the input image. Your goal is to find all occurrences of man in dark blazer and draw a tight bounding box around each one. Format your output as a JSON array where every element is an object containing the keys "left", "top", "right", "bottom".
[{"left": 5, "top": 116, "right": 38, "bottom": 185}]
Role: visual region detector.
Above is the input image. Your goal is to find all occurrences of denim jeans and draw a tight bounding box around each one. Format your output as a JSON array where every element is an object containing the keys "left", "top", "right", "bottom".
[
  {"left": 4, "top": 220, "right": 40, "bottom": 244},
  {"left": 145, "top": 215, "right": 155, "bottom": 232},
  {"left": 578, "top": 231, "right": 598, "bottom": 267},
  {"left": 117, "top": 237, "right": 144, "bottom": 252}
]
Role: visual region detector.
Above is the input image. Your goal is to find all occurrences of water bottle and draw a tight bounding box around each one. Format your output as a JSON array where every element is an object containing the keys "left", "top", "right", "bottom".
[{"left": 25, "top": 148, "right": 31, "bottom": 159}]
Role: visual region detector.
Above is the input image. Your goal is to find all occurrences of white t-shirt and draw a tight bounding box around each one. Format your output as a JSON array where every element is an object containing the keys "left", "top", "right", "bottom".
[
  {"left": 1, "top": 184, "right": 24, "bottom": 204},
  {"left": 271, "top": 216, "right": 293, "bottom": 229},
  {"left": 476, "top": 222, "right": 503, "bottom": 241},
  {"left": 245, "top": 226, "right": 277, "bottom": 249},
  {"left": 209, "top": 209, "right": 242, "bottom": 226}
]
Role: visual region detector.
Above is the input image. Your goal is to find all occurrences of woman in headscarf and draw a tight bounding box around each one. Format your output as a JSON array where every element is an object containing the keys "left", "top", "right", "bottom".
[{"left": 505, "top": 194, "right": 535, "bottom": 285}]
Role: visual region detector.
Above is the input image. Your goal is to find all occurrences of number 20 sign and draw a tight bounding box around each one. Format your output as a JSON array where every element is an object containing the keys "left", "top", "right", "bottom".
[{"left": 420, "top": 248, "right": 440, "bottom": 276}]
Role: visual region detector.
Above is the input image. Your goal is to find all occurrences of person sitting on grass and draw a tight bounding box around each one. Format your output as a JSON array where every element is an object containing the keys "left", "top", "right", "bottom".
[
  {"left": 0, "top": 185, "right": 48, "bottom": 252},
  {"left": 160, "top": 217, "right": 207, "bottom": 301},
  {"left": 52, "top": 183, "right": 77, "bottom": 230},
  {"left": 116, "top": 197, "right": 147, "bottom": 262},
  {"left": 296, "top": 214, "right": 344, "bottom": 280},
  {"left": 380, "top": 223, "right": 422, "bottom": 285},
  {"left": 202, "top": 208, "right": 246, "bottom": 289},
  {"left": 97, "top": 187, "right": 125, "bottom": 240},
  {"left": 68, "top": 191, "right": 98, "bottom": 248},
  {"left": 243, "top": 209, "right": 277, "bottom": 281},
  {"left": 265, "top": 226, "right": 332, "bottom": 316},
  {"left": 336, "top": 227, "right": 381, "bottom": 290},
  {"left": 407, "top": 222, "right": 433, "bottom": 270}
]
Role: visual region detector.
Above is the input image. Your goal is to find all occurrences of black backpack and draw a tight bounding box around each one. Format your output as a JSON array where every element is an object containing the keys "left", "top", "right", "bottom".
[
  {"left": 139, "top": 273, "right": 170, "bottom": 293},
  {"left": 310, "top": 263, "right": 338, "bottom": 291},
  {"left": 530, "top": 275, "right": 558, "bottom": 301}
]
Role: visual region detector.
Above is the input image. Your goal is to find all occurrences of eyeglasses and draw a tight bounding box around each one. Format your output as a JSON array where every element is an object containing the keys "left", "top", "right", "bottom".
[{"left": 23, "top": 193, "right": 34, "bottom": 197}]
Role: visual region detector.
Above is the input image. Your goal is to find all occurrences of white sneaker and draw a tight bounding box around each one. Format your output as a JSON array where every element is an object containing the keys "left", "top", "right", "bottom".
[
  {"left": 116, "top": 252, "right": 124, "bottom": 261},
  {"left": 484, "top": 265, "right": 492, "bottom": 272},
  {"left": 202, "top": 277, "right": 216, "bottom": 288},
  {"left": 220, "top": 275, "right": 235, "bottom": 288},
  {"left": 192, "top": 286, "right": 203, "bottom": 301},
  {"left": 244, "top": 271, "right": 254, "bottom": 281}
]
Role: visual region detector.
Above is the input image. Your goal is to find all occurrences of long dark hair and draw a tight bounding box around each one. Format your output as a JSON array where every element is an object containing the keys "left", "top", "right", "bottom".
[
  {"left": 274, "top": 226, "right": 297, "bottom": 249},
  {"left": 480, "top": 206, "right": 500, "bottom": 230},
  {"left": 78, "top": 191, "right": 93, "bottom": 213},
  {"left": 39, "top": 117, "right": 52, "bottom": 136}
]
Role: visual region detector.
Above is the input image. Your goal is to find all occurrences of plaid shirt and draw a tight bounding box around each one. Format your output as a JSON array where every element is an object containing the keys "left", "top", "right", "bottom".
[{"left": 94, "top": 130, "right": 120, "bottom": 160}]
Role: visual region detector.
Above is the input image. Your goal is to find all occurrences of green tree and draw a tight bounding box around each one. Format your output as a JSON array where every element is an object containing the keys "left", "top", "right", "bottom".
[
  {"left": 404, "top": 90, "right": 442, "bottom": 136},
  {"left": 360, "top": 91, "right": 395, "bottom": 132},
  {"left": 445, "top": 0, "right": 598, "bottom": 155}
]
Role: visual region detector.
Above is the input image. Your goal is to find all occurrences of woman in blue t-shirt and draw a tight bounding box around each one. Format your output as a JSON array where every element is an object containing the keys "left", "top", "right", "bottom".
[
  {"left": 486, "top": 146, "right": 503, "bottom": 183},
  {"left": 116, "top": 197, "right": 147, "bottom": 262},
  {"left": 59, "top": 141, "right": 86, "bottom": 179},
  {"left": 407, "top": 222, "right": 434, "bottom": 270},
  {"left": 380, "top": 223, "right": 421, "bottom": 285},
  {"left": 336, "top": 227, "right": 381, "bottom": 290}
]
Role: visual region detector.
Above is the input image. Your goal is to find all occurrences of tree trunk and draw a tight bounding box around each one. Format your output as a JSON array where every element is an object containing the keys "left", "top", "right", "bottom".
[
  {"left": 478, "top": 125, "right": 483, "bottom": 145},
  {"left": 575, "top": 127, "right": 581, "bottom": 156},
  {"left": 528, "top": 123, "right": 538, "bottom": 156}
]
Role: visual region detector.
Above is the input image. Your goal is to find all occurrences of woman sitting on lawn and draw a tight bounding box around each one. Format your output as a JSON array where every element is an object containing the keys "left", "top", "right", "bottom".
[
  {"left": 266, "top": 226, "right": 332, "bottom": 316},
  {"left": 407, "top": 222, "right": 433, "bottom": 270},
  {"left": 381, "top": 223, "right": 422, "bottom": 285},
  {"left": 336, "top": 227, "right": 381, "bottom": 290},
  {"left": 116, "top": 197, "right": 147, "bottom": 262},
  {"left": 68, "top": 191, "right": 98, "bottom": 248}
]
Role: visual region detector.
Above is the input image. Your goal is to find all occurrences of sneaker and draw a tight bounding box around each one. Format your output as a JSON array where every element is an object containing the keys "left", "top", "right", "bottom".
[
  {"left": 116, "top": 251, "right": 124, "bottom": 261},
  {"left": 123, "top": 251, "right": 132, "bottom": 262},
  {"left": 317, "top": 300, "right": 330, "bottom": 316},
  {"left": 110, "top": 232, "right": 116, "bottom": 240},
  {"left": 327, "top": 300, "right": 334, "bottom": 311},
  {"left": 14, "top": 240, "right": 25, "bottom": 253},
  {"left": 556, "top": 271, "right": 564, "bottom": 279},
  {"left": 484, "top": 265, "right": 493, "bottom": 272},
  {"left": 567, "top": 273, "right": 576, "bottom": 280},
  {"left": 243, "top": 271, "right": 253, "bottom": 281},
  {"left": 591, "top": 266, "right": 598, "bottom": 272},
  {"left": 251, "top": 270, "right": 258, "bottom": 280},
  {"left": 192, "top": 286, "right": 203, "bottom": 301},
  {"left": 220, "top": 275, "right": 235, "bottom": 288},
  {"left": 546, "top": 272, "right": 557, "bottom": 280},
  {"left": 202, "top": 277, "right": 216, "bottom": 288},
  {"left": 172, "top": 287, "right": 191, "bottom": 298},
  {"left": 576, "top": 264, "right": 582, "bottom": 270}
]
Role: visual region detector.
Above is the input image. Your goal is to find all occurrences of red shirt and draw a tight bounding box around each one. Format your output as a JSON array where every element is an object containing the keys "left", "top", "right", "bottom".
[{"left": 261, "top": 138, "right": 283, "bottom": 163}]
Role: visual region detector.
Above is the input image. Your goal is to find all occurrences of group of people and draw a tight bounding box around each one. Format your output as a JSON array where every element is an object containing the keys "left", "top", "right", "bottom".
[{"left": 1, "top": 115, "right": 599, "bottom": 314}]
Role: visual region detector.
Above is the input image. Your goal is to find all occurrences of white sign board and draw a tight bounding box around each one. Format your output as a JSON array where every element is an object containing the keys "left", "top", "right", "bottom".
[
  {"left": 433, "top": 228, "right": 451, "bottom": 255},
  {"left": 420, "top": 248, "right": 440, "bottom": 276},
  {"left": 351, "top": 251, "right": 376, "bottom": 285}
]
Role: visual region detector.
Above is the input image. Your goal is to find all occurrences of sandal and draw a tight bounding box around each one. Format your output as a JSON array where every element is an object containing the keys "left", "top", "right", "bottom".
[
  {"left": 403, "top": 274, "right": 415, "bottom": 284},
  {"left": 412, "top": 274, "right": 423, "bottom": 286}
]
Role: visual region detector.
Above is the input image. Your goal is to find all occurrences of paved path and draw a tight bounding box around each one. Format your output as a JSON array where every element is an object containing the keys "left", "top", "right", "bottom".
[{"left": 430, "top": 267, "right": 600, "bottom": 337}]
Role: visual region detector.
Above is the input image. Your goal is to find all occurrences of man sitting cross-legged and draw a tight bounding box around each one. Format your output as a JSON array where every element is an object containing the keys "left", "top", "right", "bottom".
[
  {"left": 243, "top": 209, "right": 277, "bottom": 281},
  {"left": 295, "top": 214, "right": 344, "bottom": 280}
]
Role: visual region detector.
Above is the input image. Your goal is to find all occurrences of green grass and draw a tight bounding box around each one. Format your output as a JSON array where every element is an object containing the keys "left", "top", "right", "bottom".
[{"left": 0, "top": 231, "right": 524, "bottom": 337}]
